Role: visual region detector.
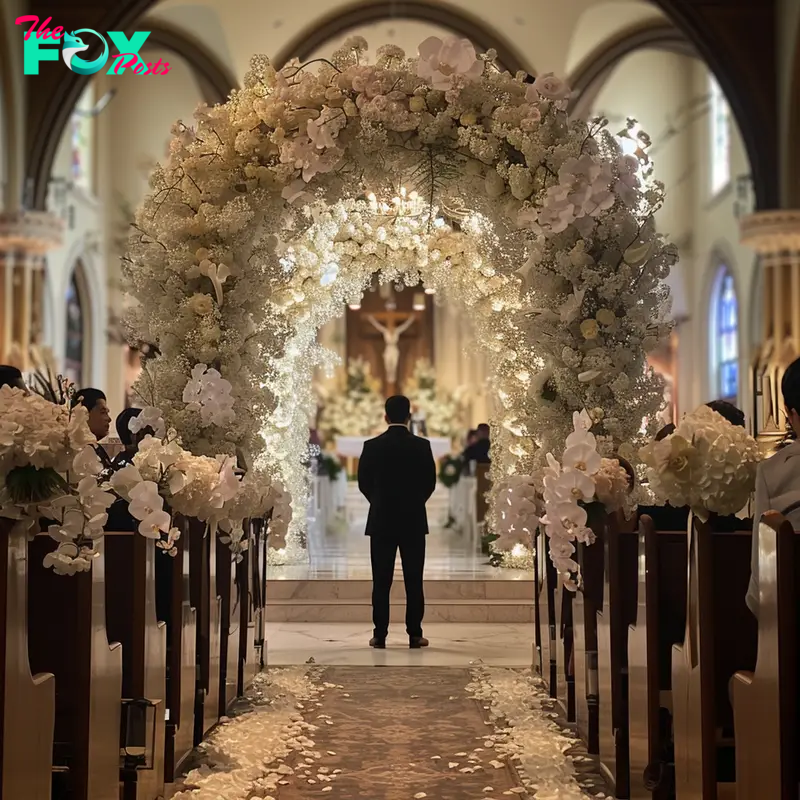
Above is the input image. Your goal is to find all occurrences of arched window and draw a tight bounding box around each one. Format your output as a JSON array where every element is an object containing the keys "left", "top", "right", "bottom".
[
  {"left": 711, "top": 267, "right": 739, "bottom": 403},
  {"left": 64, "top": 268, "right": 87, "bottom": 385},
  {"left": 709, "top": 74, "right": 731, "bottom": 195}
]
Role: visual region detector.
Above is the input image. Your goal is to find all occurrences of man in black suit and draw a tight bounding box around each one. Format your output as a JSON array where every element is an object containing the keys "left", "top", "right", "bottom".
[{"left": 358, "top": 395, "right": 437, "bottom": 649}]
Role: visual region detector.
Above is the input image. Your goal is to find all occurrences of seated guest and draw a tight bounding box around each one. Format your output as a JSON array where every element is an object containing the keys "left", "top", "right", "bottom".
[
  {"left": 0, "top": 365, "right": 27, "bottom": 391},
  {"left": 747, "top": 357, "right": 800, "bottom": 615},
  {"left": 706, "top": 398, "right": 746, "bottom": 428},
  {"left": 639, "top": 423, "right": 690, "bottom": 531},
  {"left": 110, "top": 407, "right": 155, "bottom": 472},
  {"left": 72, "top": 388, "right": 112, "bottom": 466},
  {"left": 462, "top": 422, "right": 491, "bottom": 465}
]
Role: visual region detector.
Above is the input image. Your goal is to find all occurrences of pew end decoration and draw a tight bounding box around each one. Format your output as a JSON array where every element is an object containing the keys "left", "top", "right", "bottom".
[
  {"left": 0, "top": 385, "right": 115, "bottom": 574},
  {"left": 539, "top": 409, "right": 634, "bottom": 587},
  {"left": 124, "top": 34, "right": 675, "bottom": 561},
  {"left": 639, "top": 404, "right": 761, "bottom": 520},
  {"left": 438, "top": 455, "right": 462, "bottom": 488},
  {"left": 109, "top": 422, "right": 284, "bottom": 558}
]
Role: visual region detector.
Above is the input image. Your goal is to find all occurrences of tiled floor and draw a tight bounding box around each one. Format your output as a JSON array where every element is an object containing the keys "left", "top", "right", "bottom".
[{"left": 265, "top": 621, "right": 535, "bottom": 667}]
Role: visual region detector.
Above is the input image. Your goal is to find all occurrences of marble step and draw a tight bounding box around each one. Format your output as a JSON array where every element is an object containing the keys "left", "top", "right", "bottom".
[
  {"left": 268, "top": 578, "right": 533, "bottom": 601},
  {"left": 266, "top": 598, "right": 534, "bottom": 623},
  {"left": 266, "top": 578, "right": 535, "bottom": 623}
]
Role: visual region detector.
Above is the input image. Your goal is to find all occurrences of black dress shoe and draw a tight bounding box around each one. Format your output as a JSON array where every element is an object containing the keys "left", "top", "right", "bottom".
[
  {"left": 370, "top": 636, "right": 386, "bottom": 648},
  {"left": 409, "top": 636, "right": 429, "bottom": 648}
]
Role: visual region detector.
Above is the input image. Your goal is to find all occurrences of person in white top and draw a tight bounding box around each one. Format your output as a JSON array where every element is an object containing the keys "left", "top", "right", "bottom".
[{"left": 747, "top": 356, "right": 800, "bottom": 615}]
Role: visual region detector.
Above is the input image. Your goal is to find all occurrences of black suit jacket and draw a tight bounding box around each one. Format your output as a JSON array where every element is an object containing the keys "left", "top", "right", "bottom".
[{"left": 358, "top": 426, "right": 437, "bottom": 537}]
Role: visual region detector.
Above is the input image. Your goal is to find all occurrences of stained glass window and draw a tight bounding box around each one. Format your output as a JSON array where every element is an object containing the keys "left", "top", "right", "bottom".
[
  {"left": 714, "top": 269, "right": 739, "bottom": 402},
  {"left": 709, "top": 75, "right": 730, "bottom": 195},
  {"left": 64, "top": 271, "right": 85, "bottom": 386}
]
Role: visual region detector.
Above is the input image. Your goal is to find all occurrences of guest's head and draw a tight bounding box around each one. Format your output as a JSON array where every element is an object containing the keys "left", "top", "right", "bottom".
[
  {"left": 466, "top": 428, "right": 478, "bottom": 446},
  {"left": 706, "top": 399, "right": 745, "bottom": 428},
  {"left": 655, "top": 423, "right": 676, "bottom": 441},
  {"left": 782, "top": 357, "right": 800, "bottom": 435},
  {"left": 115, "top": 407, "right": 153, "bottom": 451},
  {"left": 0, "top": 365, "right": 26, "bottom": 391},
  {"left": 72, "top": 388, "right": 111, "bottom": 439},
  {"left": 385, "top": 394, "right": 411, "bottom": 425},
  {"left": 477, "top": 423, "right": 490, "bottom": 440}
]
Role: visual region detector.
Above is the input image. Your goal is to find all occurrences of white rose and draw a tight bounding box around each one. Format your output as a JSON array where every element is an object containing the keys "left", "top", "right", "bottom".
[
  {"left": 189, "top": 293, "right": 214, "bottom": 316},
  {"left": 532, "top": 73, "right": 571, "bottom": 101}
]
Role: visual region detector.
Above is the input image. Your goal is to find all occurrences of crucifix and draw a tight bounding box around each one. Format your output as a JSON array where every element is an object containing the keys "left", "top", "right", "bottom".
[{"left": 365, "top": 310, "right": 417, "bottom": 395}]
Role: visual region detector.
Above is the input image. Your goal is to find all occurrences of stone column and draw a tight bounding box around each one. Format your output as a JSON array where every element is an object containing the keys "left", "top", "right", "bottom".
[
  {"left": 739, "top": 210, "right": 800, "bottom": 451},
  {"left": 0, "top": 211, "right": 63, "bottom": 371}
]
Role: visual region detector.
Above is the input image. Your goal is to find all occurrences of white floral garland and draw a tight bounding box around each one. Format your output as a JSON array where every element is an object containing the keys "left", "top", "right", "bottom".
[
  {"left": 539, "top": 410, "right": 632, "bottom": 585},
  {"left": 125, "top": 35, "right": 674, "bottom": 558}
]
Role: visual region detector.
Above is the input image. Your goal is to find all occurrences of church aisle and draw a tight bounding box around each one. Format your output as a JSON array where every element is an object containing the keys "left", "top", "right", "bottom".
[{"left": 169, "top": 667, "right": 610, "bottom": 800}]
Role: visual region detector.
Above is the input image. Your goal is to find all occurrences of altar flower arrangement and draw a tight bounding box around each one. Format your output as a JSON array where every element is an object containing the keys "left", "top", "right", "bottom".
[
  {"left": 317, "top": 358, "right": 385, "bottom": 444},
  {"left": 539, "top": 410, "right": 634, "bottom": 584},
  {"left": 405, "top": 359, "right": 465, "bottom": 440},
  {"left": 639, "top": 405, "right": 761, "bottom": 520}
]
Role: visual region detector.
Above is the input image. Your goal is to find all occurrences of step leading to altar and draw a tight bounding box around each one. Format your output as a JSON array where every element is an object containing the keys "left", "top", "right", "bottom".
[{"left": 266, "top": 578, "right": 535, "bottom": 623}]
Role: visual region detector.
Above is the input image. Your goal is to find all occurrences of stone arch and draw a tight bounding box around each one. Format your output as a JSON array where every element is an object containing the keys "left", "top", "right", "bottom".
[
  {"left": 143, "top": 20, "right": 239, "bottom": 105},
  {"left": 568, "top": 20, "right": 696, "bottom": 121},
  {"left": 271, "top": 0, "right": 531, "bottom": 74}
]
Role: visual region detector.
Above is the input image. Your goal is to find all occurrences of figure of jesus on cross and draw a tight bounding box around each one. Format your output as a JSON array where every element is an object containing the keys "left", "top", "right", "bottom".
[{"left": 366, "top": 311, "right": 416, "bottom": 395}]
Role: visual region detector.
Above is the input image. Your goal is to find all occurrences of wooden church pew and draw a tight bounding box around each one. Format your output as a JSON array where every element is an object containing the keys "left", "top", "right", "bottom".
[
  {"left": 596, "top": 518, "right": 639, "bottom": 797},
  {"left": 217, "top": 537, "right": 240, "bottom": 714},
  {"left": 237, "top": 524, "right": 259, "bottom": 693},
  {"left": 572, "top": 505, "right": 608, "bottom": 755},
  {"left": 189, "top": 520, "right": 222, "bottom": 741},
  {"left": 627, "top": 516, "right": 688, "bottom": 800},
  {"left": 731, "top": 513, "right": 799, "bottom": 800},
  {"left": 28, "top": 535, "right": 122, "bottom": 800},
  {"left": 1, "top": 521, "right": 55, "bottom": 800},
  {"left": 671, "top": 517, "right": 757, "bottom": 800},
  {"left": 251, "top": 517, "right": 269, "bottom": 670},
  {"left": 160, "top": 519, "right": 196, "bottom": 782},
  {"left": 555, "top": 577, "right": 575, "bottom": 721},
  {"left": 104, "top": 532, "right": 167, "bottom": 800},
  {"left": 534, "top": 530, "right": 557, "bottom": 696}
]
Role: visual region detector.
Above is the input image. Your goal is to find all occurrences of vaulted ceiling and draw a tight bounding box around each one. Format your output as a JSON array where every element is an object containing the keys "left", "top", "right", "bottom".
[{"left": 18, "top": 0, "right": 777, "bottom": 209}]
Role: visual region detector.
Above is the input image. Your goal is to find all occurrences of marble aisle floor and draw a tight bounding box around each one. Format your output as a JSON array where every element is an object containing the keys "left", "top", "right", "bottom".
[
  {"left": 270, "top": 503, "right": 533, "bottom": 581},
  {"left": 265, "top": 622, "right": 535, "bottom": 667}
]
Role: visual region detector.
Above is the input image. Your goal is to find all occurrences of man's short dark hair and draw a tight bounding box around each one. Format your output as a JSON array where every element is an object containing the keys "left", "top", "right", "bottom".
[
  {"left": 655, "top": 423, "right": 676, "bottom": 441},
  {"left": 782, "top": 357, "right": 800, "bottom": 417},
  {"left": 72, "top": 387, "right": 107, "bottom": 412},
  {"left": 477, "top": 423, "right": 490, "bottom": 437},
  {"left": 116, "top": 407, "right": 142, "bottom": 446},
  {"left": 706, "top": 399, "right": 745, "bottom": 428},
  {"left": 0, "top": 365, "right": 23, "bottom": 389},
  {"left": 385, "top": 395, "right": 411, "bottom": 423}
]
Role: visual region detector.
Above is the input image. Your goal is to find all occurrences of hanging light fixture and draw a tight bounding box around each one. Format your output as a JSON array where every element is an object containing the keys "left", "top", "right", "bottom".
[
  {"left": 424, "top": 286, "right": 435, "bottom": 295},
  {"left": 412, "top": 292, "right": 425, "bottom": 311}
]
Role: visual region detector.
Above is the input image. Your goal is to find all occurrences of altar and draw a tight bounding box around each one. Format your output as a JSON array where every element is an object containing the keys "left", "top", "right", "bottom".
[{"left": 335, "top": 435, "right": 452, "bottom": 461}]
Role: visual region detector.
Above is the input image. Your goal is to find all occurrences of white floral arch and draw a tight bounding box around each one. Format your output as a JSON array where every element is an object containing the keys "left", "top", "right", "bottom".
[{"left": 125, "top": 36, "right": 676, "bottom": 561}]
